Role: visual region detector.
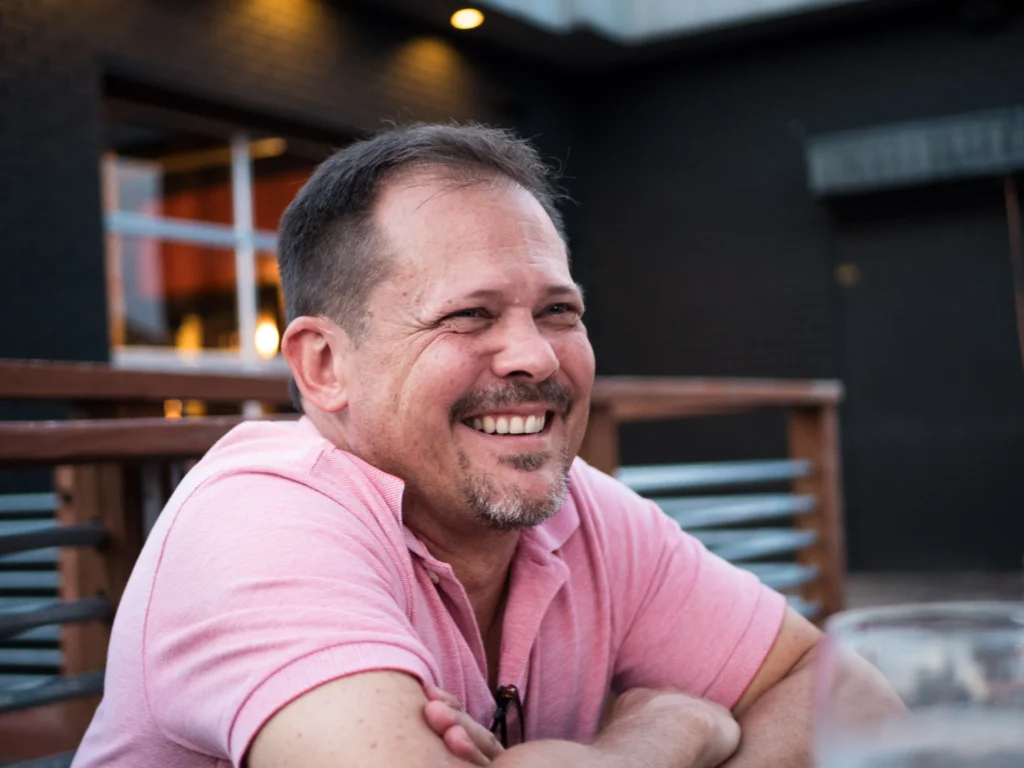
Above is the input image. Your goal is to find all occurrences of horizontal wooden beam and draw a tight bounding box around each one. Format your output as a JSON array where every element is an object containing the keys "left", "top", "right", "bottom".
[
  {"left": 0, "top": 360, "right": 292, "bottom": 405},
  {"left": 0, "top": 416, "right": 296, "bottom": 466},
  {"left": 591, "top": 376, "right": 843, "bottom": 416}
]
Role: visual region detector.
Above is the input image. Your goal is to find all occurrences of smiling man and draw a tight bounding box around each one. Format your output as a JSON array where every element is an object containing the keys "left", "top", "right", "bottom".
[{"left": 73, "top": 124, "right": 824, "bottom": 768}]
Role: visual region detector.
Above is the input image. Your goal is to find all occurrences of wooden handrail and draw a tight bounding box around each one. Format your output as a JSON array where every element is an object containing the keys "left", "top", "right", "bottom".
[
  {"left": 0, "top": 416, "right": 296, "bottom": 465},
  {"left": 0, "top": 360, "right": 291, "bottom": 405},
  {"left": 591, "top": 376, "right": 843, "bottom": 417},
  {"left": 0, "top": 361, "right": 841, "bottom": 415}
]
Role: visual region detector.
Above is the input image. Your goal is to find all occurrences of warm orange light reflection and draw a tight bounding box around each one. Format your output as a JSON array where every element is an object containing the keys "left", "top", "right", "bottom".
[{"left": 255, "top": 313, "right": 281, "bottom": 359}]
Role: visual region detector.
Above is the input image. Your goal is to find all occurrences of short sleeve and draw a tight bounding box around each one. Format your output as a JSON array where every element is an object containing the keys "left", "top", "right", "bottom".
[
  {"left": 142, "top": 472, "right": 437, "bottom": 765},
  {"left": 592, "top": 472, "right": 786, "bottom": 708}
]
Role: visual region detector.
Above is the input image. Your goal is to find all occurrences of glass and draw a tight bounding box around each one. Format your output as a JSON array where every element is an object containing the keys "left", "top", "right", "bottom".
[
  {"left": 112, "top": 236, "right": 238, "bottom": 352},
  {"left": 815, "top": 602, "right": 1024, "bottom": 767},
  {"left": 104, "top": 121, "right": 234, "bottom": 225},
  {"left": 251, "top": 142, "right": 321, "bottom": 232}
]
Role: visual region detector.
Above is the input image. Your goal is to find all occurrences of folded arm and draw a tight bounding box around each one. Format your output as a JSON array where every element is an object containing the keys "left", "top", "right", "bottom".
[{"left": 247, "top": 670, "right": 739, "bottom": 768}]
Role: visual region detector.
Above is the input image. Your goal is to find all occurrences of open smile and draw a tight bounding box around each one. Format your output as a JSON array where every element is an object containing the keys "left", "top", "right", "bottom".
[{"left": 461, "top": 410, "right": 554, "bottom": 436}]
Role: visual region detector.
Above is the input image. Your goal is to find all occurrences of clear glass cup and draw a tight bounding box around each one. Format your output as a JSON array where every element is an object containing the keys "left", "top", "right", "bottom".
[{"left": 814, "top": 602, "right": 1024, "bottom": 767}]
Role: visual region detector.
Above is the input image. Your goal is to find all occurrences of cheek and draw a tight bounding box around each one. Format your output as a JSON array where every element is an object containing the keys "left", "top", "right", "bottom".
[
  {"left": 556, "top": 331, "right": 596, "bottom": 385},
  {"left": 397, "top": 338, "right": 489, "bottom": 426}
]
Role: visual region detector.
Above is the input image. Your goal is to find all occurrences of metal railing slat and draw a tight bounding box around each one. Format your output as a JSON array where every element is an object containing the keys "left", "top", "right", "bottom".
[
  {"left": 0, "top": 521, "right": 107, "bottom": 557},
  {"left": 617, "top": 460, "right": 813, "bottom": 495},
  {"left": 0, "top": 670, "right": 104, "bottom": 714},
  {"left": 0, "top": 596, "right": 112, "bottom": 641},
  {"left": 656, "top": 493, "right": 815, "bottom": 528}
]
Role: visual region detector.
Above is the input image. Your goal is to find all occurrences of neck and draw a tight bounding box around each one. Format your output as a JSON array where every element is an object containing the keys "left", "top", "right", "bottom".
[{"left": 404, "top": 500, "right": 519, "bottom": 634}]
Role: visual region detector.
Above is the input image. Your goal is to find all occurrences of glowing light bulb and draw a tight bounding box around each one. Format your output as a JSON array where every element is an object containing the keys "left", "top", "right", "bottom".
[
  {"left": 254, "top": 314, "right": 280, "bottom": 359},
  {"left": 451, "top": 8, "right": 484, "bottom": 30}
]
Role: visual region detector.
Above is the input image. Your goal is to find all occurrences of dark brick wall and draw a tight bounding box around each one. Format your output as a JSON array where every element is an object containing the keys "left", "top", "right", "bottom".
[
  {"left": 572, "top": 8, "right": 1024, "bottom": 569},
  {"left": 0, "top": 0, "right": 576, "bottom": 363}
]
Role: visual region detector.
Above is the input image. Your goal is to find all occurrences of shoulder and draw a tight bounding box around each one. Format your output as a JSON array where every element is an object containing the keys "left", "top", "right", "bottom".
[{"left": 567, "top": 457, "right": 666, "bottom": 533}]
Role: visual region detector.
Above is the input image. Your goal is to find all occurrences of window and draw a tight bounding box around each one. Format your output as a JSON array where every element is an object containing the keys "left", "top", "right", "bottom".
[{"left": 102, "top": 99, "right": 331, "bottom": 372}]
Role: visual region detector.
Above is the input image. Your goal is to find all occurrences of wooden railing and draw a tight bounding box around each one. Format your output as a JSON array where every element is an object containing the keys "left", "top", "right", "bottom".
[{"left": 0, "top": 360, "right": 844, "bottom": 765}]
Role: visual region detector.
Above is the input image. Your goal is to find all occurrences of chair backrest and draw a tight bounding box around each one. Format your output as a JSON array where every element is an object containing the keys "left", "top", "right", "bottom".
[
  {"left": 0, "top": 360, "right": 293, "bottom": 765},
  {"left": 584, "top": 377, "right": 846, "bottom": 622}
]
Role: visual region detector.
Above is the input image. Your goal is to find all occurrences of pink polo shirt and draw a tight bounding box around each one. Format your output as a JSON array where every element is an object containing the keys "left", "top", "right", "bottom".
[{"left": 73, "top": 418, "right": 785, "bottom": 767}]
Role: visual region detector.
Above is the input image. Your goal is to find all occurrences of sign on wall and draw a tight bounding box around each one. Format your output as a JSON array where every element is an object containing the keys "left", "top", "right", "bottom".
[{"left": 806, "top": 107, "right": 1024, "bottom": 196}]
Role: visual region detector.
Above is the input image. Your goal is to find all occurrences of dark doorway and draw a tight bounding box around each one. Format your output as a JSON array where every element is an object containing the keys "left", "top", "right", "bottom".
[{"left": 830, "top": 180, "right": 1024, "bottom": 571}]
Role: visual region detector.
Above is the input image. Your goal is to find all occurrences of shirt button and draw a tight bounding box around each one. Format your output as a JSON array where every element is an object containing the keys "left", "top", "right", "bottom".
[{"left": 427, "top": 570, "right": 440, "bottom": 585}]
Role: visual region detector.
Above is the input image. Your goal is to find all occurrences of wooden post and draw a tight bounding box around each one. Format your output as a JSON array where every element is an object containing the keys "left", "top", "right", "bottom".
[
  {"left": 578, "top": 403, "right": 620, "bottom": 475},
  {"left": 787, "top": 405, "right": 846, "bottom": 619},
  {"left": 55, "top": 463, "right": 142, "bottom": 736}
]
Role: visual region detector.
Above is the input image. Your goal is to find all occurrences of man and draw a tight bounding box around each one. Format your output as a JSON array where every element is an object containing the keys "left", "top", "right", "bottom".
[{"left": 73, "top": 123, "right": 822, "bottom": 767}]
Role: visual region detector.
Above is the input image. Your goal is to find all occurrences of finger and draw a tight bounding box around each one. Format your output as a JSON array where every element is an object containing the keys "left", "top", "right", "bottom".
[
  {"left": 423, "top": 699, "right": 461, "bottom": 737},
  {"left": 423, "top": 701, "right": 504, "bottom": 761},
  {"left": 455, "top": 714, "right": 504, "bottom": 760},
  {"left": 423, "top": 680, "right": 462, "bottom": 708},
  {"left": 443, "top": 724, "right": 492, "bottom": 766}
]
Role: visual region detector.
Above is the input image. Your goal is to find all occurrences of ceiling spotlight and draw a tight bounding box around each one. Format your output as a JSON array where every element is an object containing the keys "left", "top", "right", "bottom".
[{"left": 451, "top": 8, "right": 484, "bottom": 30}]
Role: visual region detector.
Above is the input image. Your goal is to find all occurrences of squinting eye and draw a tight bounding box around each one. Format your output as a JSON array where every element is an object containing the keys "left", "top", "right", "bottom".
[
  {"left": 544, "top": 303, "right": 581, "bottom": 317},
  {"left": 448, "top": 308, "right": 485, "bottom": 319}
]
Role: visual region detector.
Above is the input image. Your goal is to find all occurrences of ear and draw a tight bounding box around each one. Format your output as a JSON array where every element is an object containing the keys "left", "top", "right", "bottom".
[{"left": 280, "top": 316, "right": 351, "bottom": 413}]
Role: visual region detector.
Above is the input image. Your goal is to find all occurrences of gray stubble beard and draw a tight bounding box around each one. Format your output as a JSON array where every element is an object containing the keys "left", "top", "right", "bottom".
[{"left": 458, "top": 447, "right": 572, "bottom": 532}]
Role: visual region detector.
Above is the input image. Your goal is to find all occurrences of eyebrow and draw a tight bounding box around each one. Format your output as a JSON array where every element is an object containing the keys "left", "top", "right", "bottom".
[{"left": 457, "top": 283, "right": 586, "bottom": 307}]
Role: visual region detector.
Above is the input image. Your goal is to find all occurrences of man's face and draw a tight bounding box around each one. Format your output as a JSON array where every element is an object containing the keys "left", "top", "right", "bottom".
[{"left": 338, "top": 173, "right": 595, "bottom": 531}]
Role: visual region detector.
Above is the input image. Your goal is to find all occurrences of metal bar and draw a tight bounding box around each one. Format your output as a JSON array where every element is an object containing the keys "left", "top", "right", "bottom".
[
  {"left": 0, "top": 596, "right": 112, "bottom": 641},
  {"left": 0, "top": 521, "right": 106, "bottom": 556},
  {"left": 0, "top": 669, "right": 104, "bottom": 714},
  {"left": 0, "top": 570, "right": 59, "bottom": 590},
  {"left": 656, "top": 493, "right": 815, "bottom": 529},
  {"left": 0, "top": 522, "right": 107, "bottom": 557},
  {"left": 0, "top": 647, "right": 62, "bottom": 667},
  {"left": 693, "top": 528, "right": 819, "bottom": 562},
  {"left": 617, "top": 460, "right": 813, "bottom": 495},
  {"left": 0, "top": 493, "right": 58, "bottom": 514},
  {"left": 7, "top": 752, "right": 76, "bottom": 768},
  {"left": 232, "top": 132, "right": 259, "bottom": 366},
  {"left": 745, "top": 563, "right": 820, "bottom": 592},
  {"left": 106, "top": 210, "right": 238, "bottom": 247}
]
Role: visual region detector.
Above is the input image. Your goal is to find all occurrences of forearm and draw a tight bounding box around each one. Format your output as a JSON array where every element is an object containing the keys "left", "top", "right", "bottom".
[
  {"left": 721, "top": 645, "right": 905, "bottom": 768},
  {"left": 495, "top": 708, "right": 715, "bottom": 768},
  {"left": 720, "top": 657, "right": 815, "bottom": 768}
]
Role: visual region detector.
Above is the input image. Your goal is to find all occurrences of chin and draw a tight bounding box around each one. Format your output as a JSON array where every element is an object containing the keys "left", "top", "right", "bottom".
[{"left": 462, "top": 466, "right": 569, "bottom": 533}]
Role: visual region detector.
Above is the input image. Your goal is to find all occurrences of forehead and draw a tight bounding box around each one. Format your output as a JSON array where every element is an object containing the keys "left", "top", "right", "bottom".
[{"left": 372, "top": 170, "right": 570, "bottom": 286}]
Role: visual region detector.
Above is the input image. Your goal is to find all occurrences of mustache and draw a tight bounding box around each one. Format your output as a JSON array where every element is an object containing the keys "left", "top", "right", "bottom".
[{"left": 450, "top": 380, "right": 573, "bottom": 424}]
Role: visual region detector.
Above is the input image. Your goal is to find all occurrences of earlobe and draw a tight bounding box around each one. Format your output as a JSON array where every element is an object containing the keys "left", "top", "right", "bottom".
[{"left": 281, "top": 317, "right": 350, "bottom": 413}]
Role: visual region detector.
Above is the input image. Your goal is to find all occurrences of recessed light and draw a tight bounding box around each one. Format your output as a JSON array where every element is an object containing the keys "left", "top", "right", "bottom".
[{"left": 451, "top": 8, "right": 484, "bottom": 30}]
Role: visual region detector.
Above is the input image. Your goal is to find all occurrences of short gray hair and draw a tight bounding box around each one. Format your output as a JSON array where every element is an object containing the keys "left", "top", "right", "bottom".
[{"left": 277, "top": 122, "right": 567, "bottom": 339}]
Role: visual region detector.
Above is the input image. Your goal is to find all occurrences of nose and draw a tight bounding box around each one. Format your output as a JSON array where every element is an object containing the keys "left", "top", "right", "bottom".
[{"left": 491, "top": 313, "right": 560, "bottom": 381}]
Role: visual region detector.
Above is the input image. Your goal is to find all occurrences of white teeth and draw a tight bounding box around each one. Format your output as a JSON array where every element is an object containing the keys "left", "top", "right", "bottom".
[{"left": 467, "top": 413, "right": 547, "bottom": 435}]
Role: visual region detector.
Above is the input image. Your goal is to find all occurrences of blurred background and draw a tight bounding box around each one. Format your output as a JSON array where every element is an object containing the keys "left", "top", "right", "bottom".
[
  {"left": 2, "top": 2, "right": 1023, "bottom": 595},
  {"left": 2, "top": 0, "right": 1024, "bottom": 760}
]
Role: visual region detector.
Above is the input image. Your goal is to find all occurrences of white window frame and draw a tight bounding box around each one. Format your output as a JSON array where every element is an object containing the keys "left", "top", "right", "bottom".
[{"left": 104, "top": 133, "right": 288, "bottom": 373}]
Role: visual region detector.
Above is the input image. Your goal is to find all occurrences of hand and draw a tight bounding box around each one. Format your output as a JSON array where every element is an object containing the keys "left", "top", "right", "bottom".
[
  {"left": 422, "top": 680, "right": 505, "bottom": 766},
  {"left": 602, "top": 688, "right": 741, "bottom": 768}
]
